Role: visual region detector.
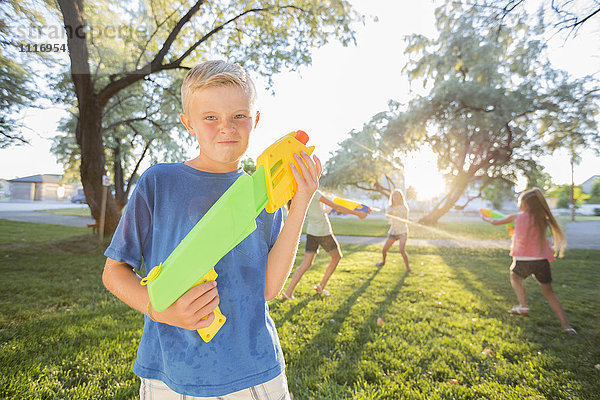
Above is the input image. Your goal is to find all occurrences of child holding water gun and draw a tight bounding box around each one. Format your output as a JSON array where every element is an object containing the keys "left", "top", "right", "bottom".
[
  {"left": 102, "top": 60, "right": 322, "bottom": 398},
  {"left": 481, "top": 188, "right": 576, "bottom": 334},
  {"left": 376, "top": 189, "right": 410, "bottom": 272},
  {"left": 282, "top": 190, "right": 367, "bottom": 298}
]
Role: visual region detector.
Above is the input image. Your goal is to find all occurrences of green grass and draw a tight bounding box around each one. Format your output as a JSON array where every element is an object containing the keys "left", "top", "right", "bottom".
[
  {"left": 1, "top": 220, "right": 599, "bottom": 399},
  {"left": 328, "top": 216, "right": 511, "bottom": 240},
  {"left": 0, "top": 219, "right": 88, "bottom": 244},
  {"left": 37, "top": 207, "right": 92, "bottom": 217}
]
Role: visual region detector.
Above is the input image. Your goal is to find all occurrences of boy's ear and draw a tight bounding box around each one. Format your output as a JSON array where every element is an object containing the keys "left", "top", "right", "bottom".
[
  {"left": 180, "top": 113, "right": 194, "bottom": 134},
  {"left": 254, "top": 111, "right": 260, "bottom": 129}
]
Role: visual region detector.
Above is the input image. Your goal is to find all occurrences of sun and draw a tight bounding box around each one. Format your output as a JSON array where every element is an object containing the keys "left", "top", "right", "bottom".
[{"left": 404, "top": 149, "right": 446, "bottom": 201}]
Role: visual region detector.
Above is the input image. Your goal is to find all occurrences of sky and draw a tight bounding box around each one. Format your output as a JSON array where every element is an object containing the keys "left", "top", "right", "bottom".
[{"left": 1, "top": 0, "right": 599, "bottom": 200}]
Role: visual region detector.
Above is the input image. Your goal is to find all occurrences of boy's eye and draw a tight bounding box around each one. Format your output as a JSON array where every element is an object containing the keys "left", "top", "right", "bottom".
[
  {"left": 205, "top": 116, "right": 217, "bottom": 120},
  {"left": 234, "top": 114, "right": 248, "bottom": 119}
]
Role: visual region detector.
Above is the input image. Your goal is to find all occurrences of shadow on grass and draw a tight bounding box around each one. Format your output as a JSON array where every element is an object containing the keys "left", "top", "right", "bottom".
[
  {"left": 277, "top": 256, "right": 386, "bottom": 328},
  {"left": 435, "top": 247, "right": 512, "bottom": 310},
  {"left": 332, "top": 272, "right": 408, "bottom": 383},
  {"left": 436, "top": 246, "right": 600, "bottom": 397}
]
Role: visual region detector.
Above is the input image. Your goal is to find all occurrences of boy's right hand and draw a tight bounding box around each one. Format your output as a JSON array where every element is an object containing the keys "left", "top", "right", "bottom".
[{"left": 150, "top": 281, "right": 220, "bottom": 330}]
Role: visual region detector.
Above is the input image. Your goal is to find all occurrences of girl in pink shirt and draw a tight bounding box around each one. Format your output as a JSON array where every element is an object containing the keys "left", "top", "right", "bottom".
[{"left": 481, "top": 188, "right": 576, "bottom": 334}]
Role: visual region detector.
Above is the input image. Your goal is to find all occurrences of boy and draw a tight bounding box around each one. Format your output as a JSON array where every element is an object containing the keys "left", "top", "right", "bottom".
[
  {"left": 102, "top": 60, "right": 322, "bottom": 398},
  {"left": 282, "top": 190, "right": 366, "bottom": 299}
]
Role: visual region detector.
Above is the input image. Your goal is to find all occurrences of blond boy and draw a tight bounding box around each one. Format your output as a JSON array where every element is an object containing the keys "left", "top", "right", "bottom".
[{"left": 102, "top": 60, "right": 321, "bottom": 398}]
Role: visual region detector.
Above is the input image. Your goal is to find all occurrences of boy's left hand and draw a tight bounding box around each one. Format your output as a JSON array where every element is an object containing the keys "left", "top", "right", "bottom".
[{"left": 290, "top": 151, "right": 322, "bottom": 209}]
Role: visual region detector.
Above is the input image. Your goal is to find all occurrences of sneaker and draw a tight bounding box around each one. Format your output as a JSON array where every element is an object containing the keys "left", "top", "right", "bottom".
[{"left": 314, "top": 284, "right": 330, "bottom": 296}]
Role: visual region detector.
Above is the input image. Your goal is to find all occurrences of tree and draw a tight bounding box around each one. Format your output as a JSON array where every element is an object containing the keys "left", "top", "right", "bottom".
[
  {"left": 523, "top": 164, "right": 553, "bottom": 192},
  {"left": 482, "top": 179, "right": 514, "bottom": 210},
  {"left": 540, "top": 81, "right": 600, "bottom": 220},
  {"left": 321, "top": 105, "right": 404, "bottom": 198},
  {"left": 240, "top": 157, "right": 256, "bottom": 174},
  {"left": 548, "top": 184, "right": 590, "bottom": 209},
  {"left": 0, "top": 1, "right": 46, "bottom": 148},
  {"left": 382, "top": 2, "right": 598, "bottom": 225},
  {"left": 49, "top": 0, "right": 358, "bottom": 234},
  {"left": 481, "top": 0, "right": 600, "bottom": 36},
  {"left": 52, "top": 72, "right": 188, "bottom": 208}
]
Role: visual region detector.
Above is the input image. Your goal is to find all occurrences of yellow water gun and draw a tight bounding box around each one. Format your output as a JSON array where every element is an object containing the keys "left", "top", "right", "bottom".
[{"left": 332, "top": 197, "right": 374, "bottom": 214}]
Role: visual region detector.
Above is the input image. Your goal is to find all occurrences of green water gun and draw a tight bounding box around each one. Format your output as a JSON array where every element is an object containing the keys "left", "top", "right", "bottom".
[
  {"left": 480, "top": 208, "right": 515, "bottom": 236},
  {"left": 141, "top": 131, "right": 314, "bottom": 342}
]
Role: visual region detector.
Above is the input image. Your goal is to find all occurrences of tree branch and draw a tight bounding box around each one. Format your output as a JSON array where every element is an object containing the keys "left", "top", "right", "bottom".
[{"left": 101, "top": 116, "right": 149, "bottom": 134}]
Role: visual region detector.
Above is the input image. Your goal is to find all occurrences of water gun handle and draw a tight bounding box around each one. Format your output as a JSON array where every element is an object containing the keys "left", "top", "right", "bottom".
[{"left": 194, "top": 269, "right": 226, "bottom": 342}]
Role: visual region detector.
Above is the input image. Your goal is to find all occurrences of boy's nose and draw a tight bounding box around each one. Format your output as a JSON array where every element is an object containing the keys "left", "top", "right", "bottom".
[{"left": 219, "top": 119, "right": 236, "bottom": 134}]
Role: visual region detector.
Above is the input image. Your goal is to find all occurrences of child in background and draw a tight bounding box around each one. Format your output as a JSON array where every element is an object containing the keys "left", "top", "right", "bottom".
[
  {"left": 282, "top": 190, "right": 367, "bottom": 298},
  {"left": 102, "top": 60, "right": 322, "bottom": 398},
  {"left": 481, "top": 188, "right": 576, "bottom": 334},
  {"left": 376, "top": 189, "right": 410, "bottom": 272}
]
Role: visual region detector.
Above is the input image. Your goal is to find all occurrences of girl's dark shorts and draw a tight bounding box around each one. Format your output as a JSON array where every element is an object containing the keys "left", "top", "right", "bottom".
[
  {"left": 510, "top": 259, "right": 552, "bottom": 284},
  {"left": 305, "top": 234, "right": 340, "bottom": 253},
  {"left": 388, "top": 233, "right": 407, "bottom": 241}
]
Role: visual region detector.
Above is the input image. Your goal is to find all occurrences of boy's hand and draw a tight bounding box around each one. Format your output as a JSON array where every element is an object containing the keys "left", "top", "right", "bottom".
[
  {"left": 150, "top": 281, "right": 220, "bottom": 330},
  {"left": 290, "top": 151, "right": 322, "bottom": 209}
]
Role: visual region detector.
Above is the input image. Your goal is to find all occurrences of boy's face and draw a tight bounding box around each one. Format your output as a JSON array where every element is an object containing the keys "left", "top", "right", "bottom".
[{"left": 180, "top": 85, "right": 255, "bottom": 173}]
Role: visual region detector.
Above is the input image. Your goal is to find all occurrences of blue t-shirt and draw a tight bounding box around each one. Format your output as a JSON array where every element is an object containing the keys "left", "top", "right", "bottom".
[{"left": 104, "top": 163, "right": 285, "bottom": 396}]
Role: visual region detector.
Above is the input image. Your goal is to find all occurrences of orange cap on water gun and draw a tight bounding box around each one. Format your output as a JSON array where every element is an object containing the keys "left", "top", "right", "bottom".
[{"left": 294, "top": 130, "right": 309, "bottom": 145}]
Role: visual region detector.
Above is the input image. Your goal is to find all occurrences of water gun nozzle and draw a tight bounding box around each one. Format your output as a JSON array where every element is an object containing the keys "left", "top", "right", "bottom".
[{"left": 294, "top": 130, "right": 309, "bottom": 145}]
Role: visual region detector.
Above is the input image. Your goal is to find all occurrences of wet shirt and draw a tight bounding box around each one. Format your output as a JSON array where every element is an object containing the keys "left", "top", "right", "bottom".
[
  {"left": 304, "top": 190, "right": 332, "bottom": 236},
  {"left": 105, "top": 163, "right": 284, "bottom": 397}
]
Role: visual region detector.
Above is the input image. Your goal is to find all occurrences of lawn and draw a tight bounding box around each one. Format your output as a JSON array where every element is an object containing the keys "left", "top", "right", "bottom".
[
  {"left": 328, "top": 215, "right": 511, "bottom": 240},
  {"left": 1, "top": 220, "right": 599, "bottom": 399}
]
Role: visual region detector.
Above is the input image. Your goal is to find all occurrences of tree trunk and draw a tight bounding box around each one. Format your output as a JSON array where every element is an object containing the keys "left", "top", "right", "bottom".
[
  {"left": 418, "top": 174, "right": 471, "bottom": 225},
  {"left": 78, "top": 102, "right": 121, "bottom": 234},
  {"left": 58, "top": 0, "right": 122, "bottom": 236},
  {"left": 112, "top": 142, "right": 127, "bottom": 209},
  {"left": 570, "top": 158, "right": 575, "bottom": 222}
]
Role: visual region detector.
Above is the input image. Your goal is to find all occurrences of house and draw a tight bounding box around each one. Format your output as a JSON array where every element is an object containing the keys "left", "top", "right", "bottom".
[
  {"left": 581, "top": 175, "right": 600, "bottom": 193},
  {"left": 8, "top": 174, "right": 80, "bottom": 201}
]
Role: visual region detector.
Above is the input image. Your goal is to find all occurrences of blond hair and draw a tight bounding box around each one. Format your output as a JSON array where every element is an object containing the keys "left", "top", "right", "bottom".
[
  {"left": 180, "top": 60, "right": 256, "bottom": 114},
  {"left": 519, "top": 188, "right": 566, "bottom": 257},
  {"left": 389, "top": 189, "right": 408, "bottom": 209}
]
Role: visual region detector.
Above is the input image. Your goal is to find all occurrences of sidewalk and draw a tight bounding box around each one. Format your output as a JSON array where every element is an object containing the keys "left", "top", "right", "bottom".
[
  {"left": 0, "top": 202, "right": 598, "bottom": 250},
  {"left": 327, "top": 235, "right": 512, "bottom": 249},
  {"left": 0, "top": 201, "right": 94, "bottom": 227}
]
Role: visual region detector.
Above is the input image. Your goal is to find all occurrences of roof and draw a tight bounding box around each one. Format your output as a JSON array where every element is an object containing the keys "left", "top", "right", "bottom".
[
  {"left": 581, "top": 175, "right": 600, "bottom": 185},
  {"left": 8, "top": 174, "right": 63, "bottom": 183}
]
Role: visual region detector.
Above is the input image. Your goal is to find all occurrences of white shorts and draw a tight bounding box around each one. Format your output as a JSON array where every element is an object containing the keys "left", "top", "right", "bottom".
[{"left": 139, "top": 372, "right": 292, "bottom": 400}]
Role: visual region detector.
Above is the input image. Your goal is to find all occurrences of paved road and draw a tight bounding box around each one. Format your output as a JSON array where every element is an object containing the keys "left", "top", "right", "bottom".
[
  {"left": 0, "top": 201, "right": 95, "bottom": 227},
  {"left": 1, "top": 201, "right": 598, "bottom": 249},
  {"left": 564, "top": 221, "right": 600, "bottom": 250}
]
